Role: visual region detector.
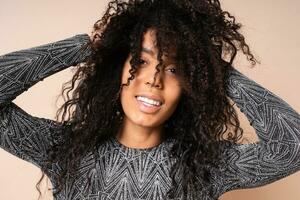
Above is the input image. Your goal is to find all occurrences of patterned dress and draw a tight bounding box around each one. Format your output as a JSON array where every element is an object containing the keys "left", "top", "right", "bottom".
[{"left": 0, "top": 34, "right": 299, "bottom": 200}]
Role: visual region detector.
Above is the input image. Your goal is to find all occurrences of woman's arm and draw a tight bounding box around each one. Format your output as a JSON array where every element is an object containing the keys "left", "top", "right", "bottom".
[
  {"left": 213, "top": 66, "right": 300, "bottom": 196},
  {"left": 0, "top": 33, "right": 92, "bottom": 169}
]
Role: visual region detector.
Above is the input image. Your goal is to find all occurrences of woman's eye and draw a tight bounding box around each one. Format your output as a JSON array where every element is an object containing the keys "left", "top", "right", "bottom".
[
  {"left": 137, "top": 59, "right": 176, "bottom": 75},
  {"left": 167, "top": 67, "right": 177, "bottom": 74},
  {"left": 138, "top": 58, "right": 147, "bottom": 65}
]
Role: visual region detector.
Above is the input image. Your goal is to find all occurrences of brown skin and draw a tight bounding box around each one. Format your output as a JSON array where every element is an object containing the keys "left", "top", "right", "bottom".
[{"left": 115, "top": 29, "right": 182, "bottom": 148}]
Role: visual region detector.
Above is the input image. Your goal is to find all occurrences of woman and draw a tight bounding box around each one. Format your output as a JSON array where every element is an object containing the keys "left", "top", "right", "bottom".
[{"left": 0, "top": 0, "right": 299, "bottom": 200}]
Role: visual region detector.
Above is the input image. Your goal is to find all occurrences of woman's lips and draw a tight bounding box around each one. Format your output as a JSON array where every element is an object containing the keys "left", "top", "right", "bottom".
[{"left": 135, "top": 97, "right": 162, "bottom": 114}]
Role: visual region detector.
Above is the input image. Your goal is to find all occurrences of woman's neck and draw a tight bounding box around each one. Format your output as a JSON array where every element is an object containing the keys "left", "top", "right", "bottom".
[{"left": 115, "top": 117, "right": 166, "bottom": 149}]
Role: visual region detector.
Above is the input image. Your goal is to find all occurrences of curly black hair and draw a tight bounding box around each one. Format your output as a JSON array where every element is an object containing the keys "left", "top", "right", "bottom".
[{"left": 36, "top": 0, "right": 258, "bottom": 199}]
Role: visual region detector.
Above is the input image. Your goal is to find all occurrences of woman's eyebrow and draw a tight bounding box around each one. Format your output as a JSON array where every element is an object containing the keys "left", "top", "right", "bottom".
[
  {"left": 141, "top": 46, "right": 177, "bottom": 63},
  {"left": 141, "top": 47, "right": 155, "bottom": 57}
]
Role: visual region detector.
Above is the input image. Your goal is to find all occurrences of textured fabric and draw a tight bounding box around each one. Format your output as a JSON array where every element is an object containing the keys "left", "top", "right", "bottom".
[{"left": 0, "top": 34, "right": 299, "bottom": 200}]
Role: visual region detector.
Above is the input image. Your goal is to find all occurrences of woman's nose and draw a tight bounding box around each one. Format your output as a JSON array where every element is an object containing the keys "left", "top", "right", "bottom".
[{"left": 145, "top": 64, "right": 163, "bottom": 89}]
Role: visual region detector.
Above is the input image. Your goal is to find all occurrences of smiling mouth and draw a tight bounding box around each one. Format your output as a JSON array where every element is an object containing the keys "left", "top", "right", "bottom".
[
  {"left": 135, "top": 96, "right": 163, "bottom": 114},
  {"left": 135, "top": 95, "right": 163, "bottom": 106}
]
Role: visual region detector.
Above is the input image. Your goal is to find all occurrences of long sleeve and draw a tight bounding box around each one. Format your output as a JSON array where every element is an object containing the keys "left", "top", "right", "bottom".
[
  {"left": 213, "top": 66, "right": 300, "bottom": 196},
  {"left": 0, "top": 34, "right": 92, "bottom": 169}
]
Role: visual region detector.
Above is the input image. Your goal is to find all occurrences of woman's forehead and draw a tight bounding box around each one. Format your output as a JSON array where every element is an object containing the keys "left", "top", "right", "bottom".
[{"left": 141, "top": 29, "right": 176, "bottom": 60}]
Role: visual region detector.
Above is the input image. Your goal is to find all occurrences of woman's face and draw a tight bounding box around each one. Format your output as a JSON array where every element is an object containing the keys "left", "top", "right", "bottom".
[{"left": 120, "top": 29, "right": 182, "bottom": 128}]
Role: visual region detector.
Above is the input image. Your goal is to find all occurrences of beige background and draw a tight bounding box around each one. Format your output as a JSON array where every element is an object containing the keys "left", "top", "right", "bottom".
[{"left": 0, "top": 0, "right": 299, "bottom": 199}]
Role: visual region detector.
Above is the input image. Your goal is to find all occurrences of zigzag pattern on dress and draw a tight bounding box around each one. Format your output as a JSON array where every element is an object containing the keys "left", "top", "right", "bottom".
[
  {"left": 0, "top": 34, "right": 299, "bottom": 200},
  {"left": 214, "top": 68, "right": 300, "bottom": 196}
]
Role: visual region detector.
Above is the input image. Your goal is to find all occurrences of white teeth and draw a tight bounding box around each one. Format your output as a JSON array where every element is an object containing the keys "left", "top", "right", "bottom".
[{"left": 136, "top": 96, "right": 162, "bottom": 106}]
